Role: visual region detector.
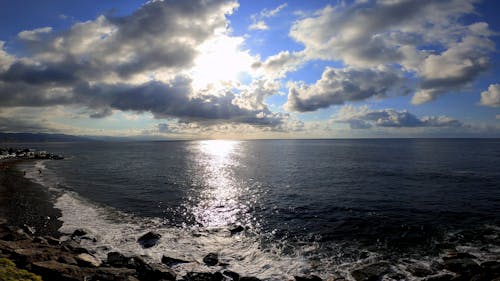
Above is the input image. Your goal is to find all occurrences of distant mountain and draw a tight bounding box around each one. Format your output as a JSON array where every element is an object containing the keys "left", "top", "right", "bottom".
[{"left": 0, "top": 132, "right": 92, "bottom": 142}]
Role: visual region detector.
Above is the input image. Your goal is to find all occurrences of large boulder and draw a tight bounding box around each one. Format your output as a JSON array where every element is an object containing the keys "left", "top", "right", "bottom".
[
  {"left": 138, "top": 263, "right": 176, "bottom": 281},
  {"left": 137, "top": 232, "right": 161, "bottom": 248},
  {"left": 442, "top": 257, "right": 480, "bottom": 277}
]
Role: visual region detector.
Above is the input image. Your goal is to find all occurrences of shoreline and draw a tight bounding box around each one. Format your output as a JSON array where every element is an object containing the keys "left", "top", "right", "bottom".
[{"left": 1, "top": 160, "right": 500, "bottom": 281}]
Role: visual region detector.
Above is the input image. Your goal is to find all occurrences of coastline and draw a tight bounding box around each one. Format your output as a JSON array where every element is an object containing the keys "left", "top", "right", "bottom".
[{"left": 1, "top": 160, "right": 500, "bottom": 281}]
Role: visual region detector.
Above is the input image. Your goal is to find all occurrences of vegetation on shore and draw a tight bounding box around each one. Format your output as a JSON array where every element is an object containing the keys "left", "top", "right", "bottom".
[{"left": 0, "top": 258, "right": 42, "bottom": 281}]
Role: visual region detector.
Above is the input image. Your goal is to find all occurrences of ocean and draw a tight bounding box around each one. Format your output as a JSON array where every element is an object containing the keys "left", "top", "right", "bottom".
[{"left": 15, "top": 139, "right": 500, "bottom": 280}]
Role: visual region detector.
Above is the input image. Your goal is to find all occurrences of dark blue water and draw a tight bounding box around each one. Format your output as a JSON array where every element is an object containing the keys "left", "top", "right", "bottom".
[{"left": 20, "top": 139, "right": 500, "bottom": 279}]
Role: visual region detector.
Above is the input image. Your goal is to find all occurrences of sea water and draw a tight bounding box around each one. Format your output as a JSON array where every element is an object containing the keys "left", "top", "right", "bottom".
[{"left": 18, "top": 139, "right": 500, "bottom": 280}]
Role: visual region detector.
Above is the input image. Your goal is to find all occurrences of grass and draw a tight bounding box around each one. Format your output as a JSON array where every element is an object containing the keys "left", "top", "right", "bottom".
[{"left": 0, "top": 258, "right": 42, "bottom": 281}]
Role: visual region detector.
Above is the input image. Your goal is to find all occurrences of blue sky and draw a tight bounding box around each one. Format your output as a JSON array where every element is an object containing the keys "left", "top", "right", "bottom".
[{"left": 0, "top": 0, "right": 499, "bottom": 138}]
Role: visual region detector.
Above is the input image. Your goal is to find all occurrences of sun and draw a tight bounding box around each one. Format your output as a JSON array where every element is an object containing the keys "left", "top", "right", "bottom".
[{"left": 190, "top": 34, "right": 255, "bottom": 89}]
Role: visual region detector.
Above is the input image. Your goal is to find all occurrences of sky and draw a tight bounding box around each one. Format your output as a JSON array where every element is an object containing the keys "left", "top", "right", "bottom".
[{"left": 0, "top": 0, "right": 499, "bottom": 139}]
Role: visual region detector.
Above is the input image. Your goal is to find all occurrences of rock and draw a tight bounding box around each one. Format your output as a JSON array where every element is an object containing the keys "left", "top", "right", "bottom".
[
  {"left": 239, "top": 277, "right": 261, "bottom": 281},
  {"left": 137, "top": 232, "right": 161, "bottom": 248},
  {"left": 108, "top": 251, "right": 131, "bottom": 267},
  {"left": 230, "top": 225, "right": 244, "bottom": 235},
  {"left": 442, "top": 257, "right": 480, "bottom": 276},
  {"left": 91, "top": 267, "right": 138, "bottom": 281},
  {"left": 44, "top": 236, "right": 61, "bottom": 245},
  {"left": 31, "top": 260, "right": 83, "bottom": 281},
  {"left": 295, "top": 275, "right": 322, "bottom": 281},
  {"left": 61, "top": 240, "right": 90, "bottom": 254},
  {"left": 161, "top": 255, "right": 189, "bottom": 267},
  {"left": 442, "top": 252, "right": 476, "bottom": 260},
  {"left": 182, "top": 272, "right": 224, "bottom": 281},
  {"left": 481, "top": 260, "right": 500, "bottom": 274},
  {"left": 351, "top": 262, "right": 391, "bottom": 281},
  {"left": 22, "top": 224, "right": 36, "bottom": 235},
  {"left": 203, "top": 253, "right": 218, "bottom": 266},
  {"left": 407, "top": 264, "right": 433, "bottom": 277},
  {"left": 1, "top": 229, "right": 31, "bottom": 241},
  {"left": 57, "top": 255, "right": 78, "bottom": 265},
  {"left": 422, "top": 274, "right": 454, "bottom": 281},
  {"left": 138, "top": 263, "right": 176, "bottom": 281},
  {"left": 71, "top": 229, "right": 87, "bottom": 237},
  {"left": 33, "top": 236, "right": 48, "bottom": 245},
  {"left": 76, "top": 253, "right": 102, "bottom": 267},
  {"left": 222, "top": 270, "right": 240, "bottom": 280},
  {"left": 386, "top": 272, "right": 406, "bottom": 280},
  {"left": 126, "top": 256, "right": 150, "bottom": 271}
]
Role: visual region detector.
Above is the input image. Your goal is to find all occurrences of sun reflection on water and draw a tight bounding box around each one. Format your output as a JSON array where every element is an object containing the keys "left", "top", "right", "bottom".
[{"left": 190, "top": 140, "right": 249, "bottom": 228}]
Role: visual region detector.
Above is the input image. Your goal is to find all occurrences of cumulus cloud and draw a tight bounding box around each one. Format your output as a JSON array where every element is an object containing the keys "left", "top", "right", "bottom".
[
  {"left": 285, "top": 67, "right": 406, "bottom": 112},
  {"left": 480, "top": 84, "right": 500, "bottom": 107},
  {"left": 252, "top": 51, "right": 304, "bottom": 78},
  {"left": 334, "top": 106, "right": 463, "bottom": 129},
  {"left": 287, "top": 0, "right": 495, "bottom": 107},
  {"left": 248, "top": 3, "right": 287, "bottom": 31}
]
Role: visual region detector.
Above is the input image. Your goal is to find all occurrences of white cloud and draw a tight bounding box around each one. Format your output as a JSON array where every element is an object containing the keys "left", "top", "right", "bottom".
[
  {"left": 248, "top": 3, "right": 287, "bottom": 31},
  {"left": 286, "top": 0, "right": 495, "bottom": 107},
  {"left": 18, "top": 27, "right": 53, "bottom": 41},
  {"left": 249, "top": 21, "right": 268, "bottom": 31},
  {"left": 480, "top": 84, "right": 500, "bottom": 107},
  {"left": 285, "top": 67, "right": 405, "bottom": 112}
]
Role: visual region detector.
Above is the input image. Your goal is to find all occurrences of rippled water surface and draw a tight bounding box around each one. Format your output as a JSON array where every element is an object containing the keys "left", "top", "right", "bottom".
[{"left": 18, "top": 139, "right": 500, "bottom": 280}]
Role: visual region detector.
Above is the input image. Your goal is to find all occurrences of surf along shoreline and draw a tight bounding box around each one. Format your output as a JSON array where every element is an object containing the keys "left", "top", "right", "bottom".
[
  {"left": 1, "top": 159, "right": 500, "bottom": 281},
  {"left": 0, "top": 159, "right": 306, "bottom": 281}
]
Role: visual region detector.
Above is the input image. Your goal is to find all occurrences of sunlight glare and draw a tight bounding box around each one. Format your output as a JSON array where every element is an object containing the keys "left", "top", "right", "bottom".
[{"left": 191, "top": 35, "right": 255, "bottom": 89}]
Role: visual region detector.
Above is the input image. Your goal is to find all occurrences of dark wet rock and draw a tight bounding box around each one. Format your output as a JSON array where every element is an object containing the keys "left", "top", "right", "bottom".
[
  {"left": 203, "top": 253, "right": 218, "bottom": 266},
  {"left": 294, "top": 275, "right": 322, "bottom": 281},
  {"left": 161, "top": 255, "right": 189, "bottom": 267},
  {"left": 31, "top": 260, "right": 83, "bottom": 281},
  {"left": 61, "top": 240, "right": 90, "bottom": 254},
  {"left": 76, "top": 253, "right": 102, "bottom": 267},
  {"left": 44, "top": 236, "right": 61, "bottom": 245},
  {"left": 239, "top": 277, "right": 261, "bottom": 281},
  {"left": 57, "top": 255, "right": 78, "bottom": 265},
  {"left": 407, "top": 264, "right": 433, "bottom": 277},
  {"left": 351, "top": 262, "right": 391, "bottom": 281},
  {"left": 442, "top": 257, "right": 480, "bottom": 276},
  {"left": 422, "top": 274, "right": 454, "bottom": 281},
  {"left": 222, "top": 270, "right": 240, "bottom": 280},
  {"left": 442, "top": 252, "right": 476, "bottom": 260},
  {"left": 33, "top": 236, "right": 48, "bottom": 245},
  {"left": 230, "top": 225, "right": 244, "bottom": 235},
  {"left": 137, "top": 263, "right": 176, "bottom": 281},
  {"left": 71, "top": 229, "right": 87, "bottom": 237},
  {"left": 137, "top": 231, "right": 161, "bottom": 248},
  {"left": 386, "top": 272, "right": 406, "bottom": 280},
  {"left": 481, "top": 260, "right": 500, "bottom": 274},
  {"left": 125, "top": 256, "right": 150, "bottom": 271},
  {"left": 89, "top": 267, "right": 138, "bottom": 281},
  {"left": 108, "top": 251, "right": 131, "bottom": 267},
  {"left": 182, "top": 271, "right": 224, "bottom": 281},
  {"left": 1, "top": 228, "right": 31, "bottom": 241}
]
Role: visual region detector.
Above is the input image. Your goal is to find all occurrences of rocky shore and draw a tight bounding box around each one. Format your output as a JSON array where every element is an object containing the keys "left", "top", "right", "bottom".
[{"left": 1, "top": 160, "right": 500, "bottom": 281}]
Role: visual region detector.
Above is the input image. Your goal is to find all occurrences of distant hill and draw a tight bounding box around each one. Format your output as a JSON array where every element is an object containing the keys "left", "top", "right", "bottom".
[{"left": 0, "top": 132, "right": 92, "bottom": 142}]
